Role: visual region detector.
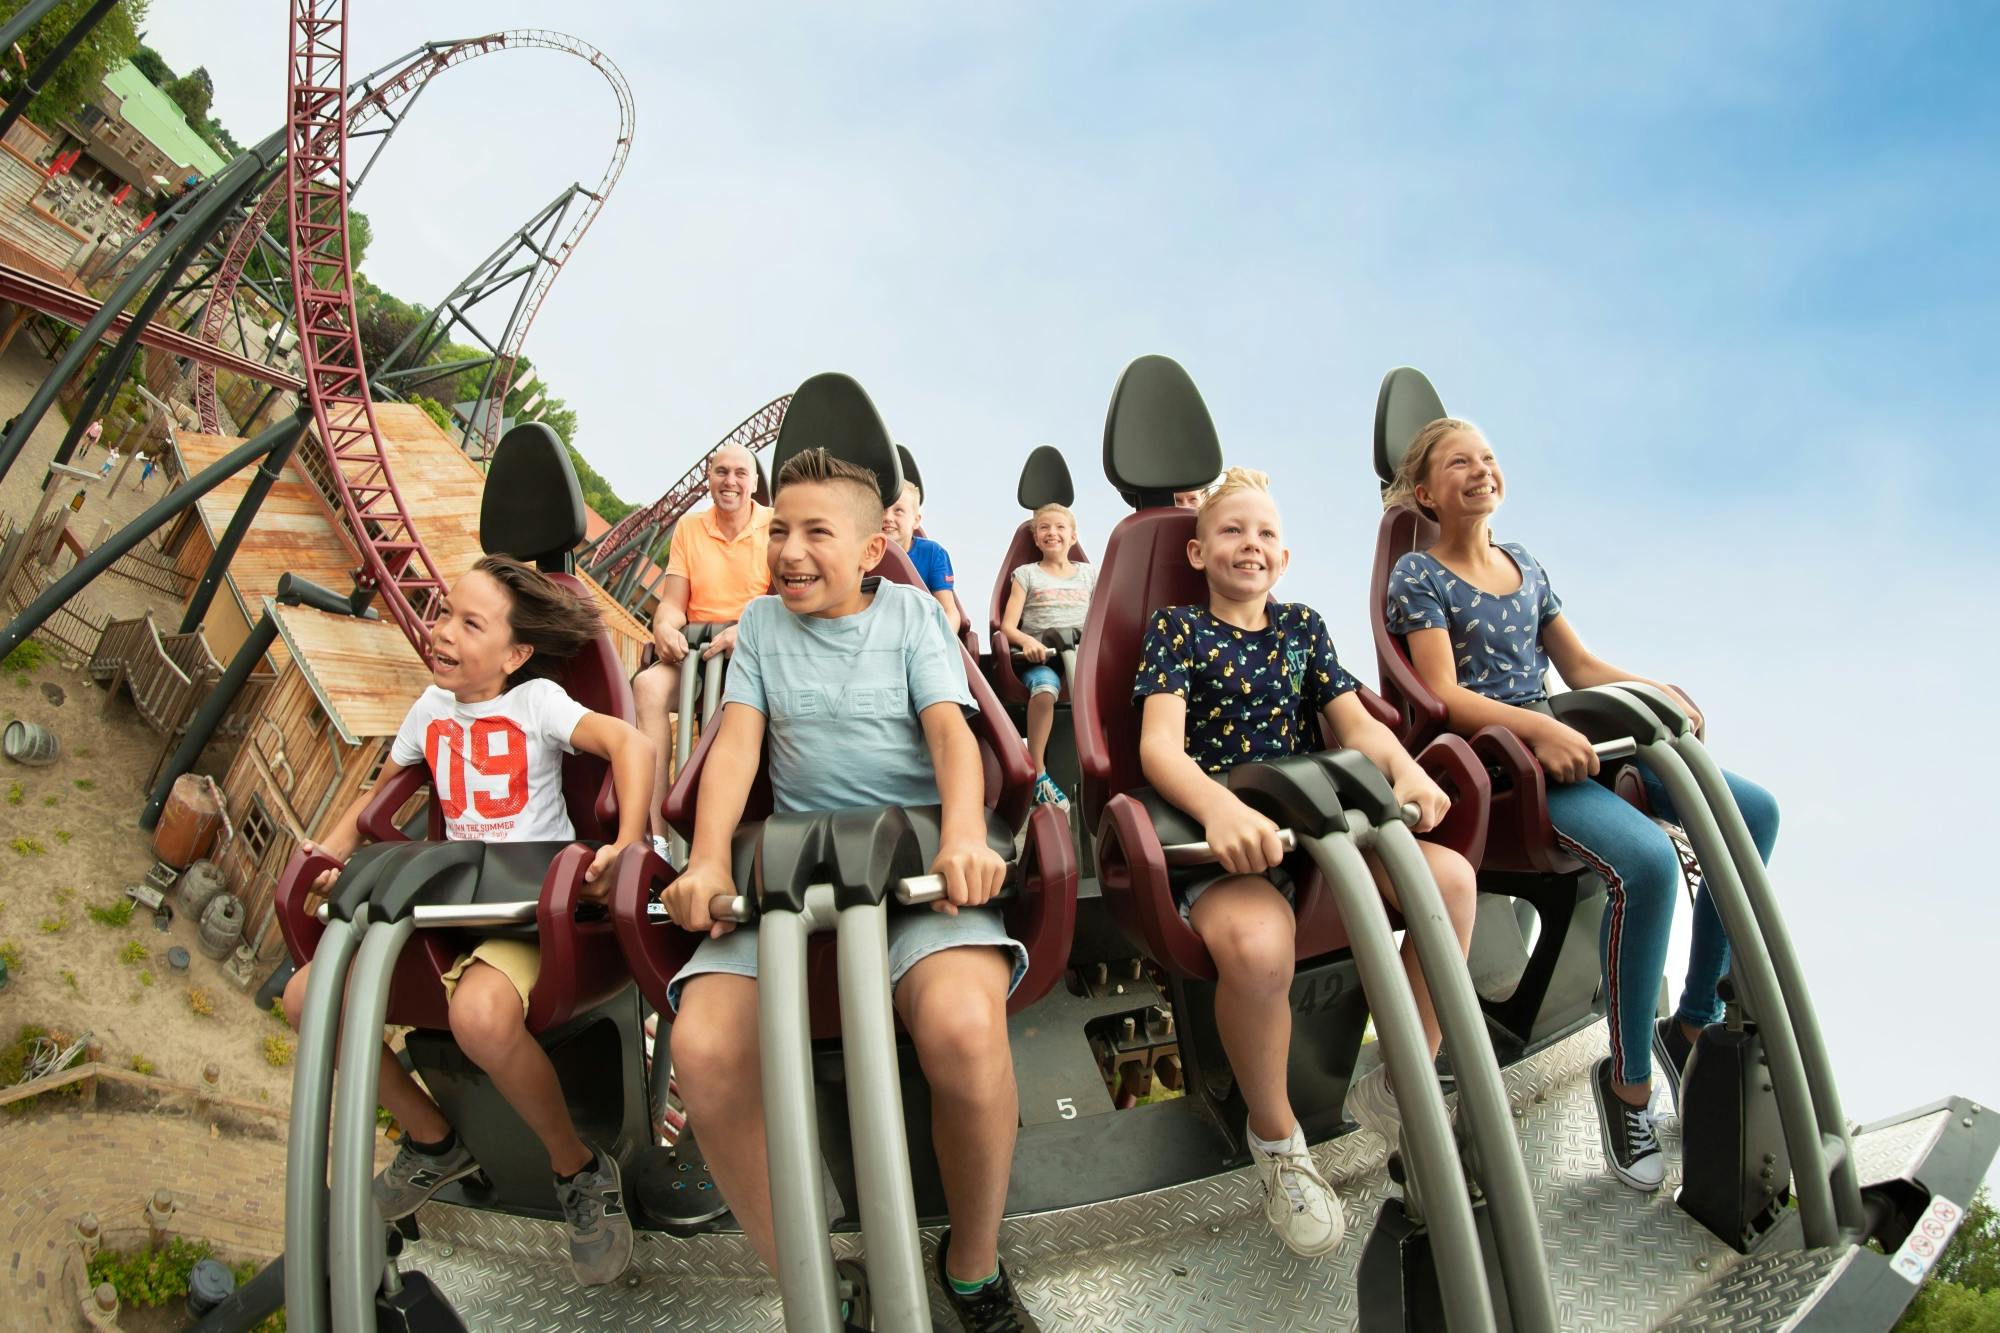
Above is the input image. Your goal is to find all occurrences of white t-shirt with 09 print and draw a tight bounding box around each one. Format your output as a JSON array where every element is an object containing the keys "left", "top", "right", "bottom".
[{"left": 389, "top": 678, "right": 590, "bottom": 843}]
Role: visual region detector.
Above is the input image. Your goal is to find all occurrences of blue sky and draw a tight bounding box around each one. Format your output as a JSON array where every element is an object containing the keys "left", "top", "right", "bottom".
[{"left": 154, "top": 4, "right": 1997, "bottom": 1138}]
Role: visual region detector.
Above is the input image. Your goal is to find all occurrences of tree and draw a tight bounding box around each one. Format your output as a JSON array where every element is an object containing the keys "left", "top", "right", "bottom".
[
  {"left": 128, "top": 41, "right": 172, "bottom": 88},
  {"left": 0, "top": 0, "right": 148, "bottom": 130},
  {"left": 1900, "top": 1189, "right": 2000, "bottom": 1332},
  {"left": 163, "top": 65, "right": 210, "bottom": 127}
]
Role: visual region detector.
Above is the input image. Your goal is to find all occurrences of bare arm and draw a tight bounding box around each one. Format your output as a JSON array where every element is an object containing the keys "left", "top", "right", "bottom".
[
  {"left": 1322, "top": 692, "right": 1449, "bottom": 831},
  {"left": 568, "top": 712, "right": 657, "bottom": 887},
  {"left": 1406, "top": 625, "right": 1600, "bottom": 783},
  {"left": 1138, "top": 693, "right": 1285, "bottom": 874},
  {"left": 660, "top": 702, "right": 766, "bottom": 935},
  {"left": 651, "top": 575, "right": 692, "bottom": 661},
  {"left": 920, "top": 701, "right": 1006, "bottom": 911},
  {"left": 301, "top": 762, "right": 410, "bottom": 889},
  {"left": 1541, "top": 614, "right": 1703, "bottom": 733},
  {"left": 931, "top": 588, "right": 963, "bottom": 635},
  {"left": 999, "top": 579, "right": 1047, "bottom": 659}
]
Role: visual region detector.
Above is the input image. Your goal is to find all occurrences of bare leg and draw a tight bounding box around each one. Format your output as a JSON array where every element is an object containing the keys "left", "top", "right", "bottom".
[
  {"left": 670, "top": 975, "right": 776, "bottom": 1269},
  {"left": 1188, "top": 876, "right": 1299, "bottom": 1143},
  {"left": 447, "top": 963, "right": 590, "bottom": 1174},
  {"left": 1368, "top": 841, "right": 1478, "bottom": 1058},
  {"left": 283, "top": 961, "right": 450, "bottom": 1143},
  {"left": 1025, "top": 692, "right": 1056, "bottom": 775},
  {"left": 896, "top": 946, "right": 1016, "bottom": 1282},
  {"left": 631, "top": 661, "right": 681, "bottom": 840}
]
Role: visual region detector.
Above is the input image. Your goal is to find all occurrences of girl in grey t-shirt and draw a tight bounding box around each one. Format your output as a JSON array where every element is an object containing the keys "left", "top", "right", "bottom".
[{"left": 998, "top": 503, "right": 1098, "bottom": 807}]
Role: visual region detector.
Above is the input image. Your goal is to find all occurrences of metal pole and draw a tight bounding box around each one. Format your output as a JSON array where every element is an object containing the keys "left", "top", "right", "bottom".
[
  {"left": 0, "top": 412, "right": 300, "bottom": 660},
  {"left": 1667, "top": 731, "right": 1864, "bottom": 1236},
  {"left": 1631, "top": 734, "right": 1840, "bottom": 1247},
  {"left": 284, "top": 913, "right": 362, "bottom": 1333},
  {"left": 139, "top": 613, "right": 277, "bottom": 828},
  {"left": 836, "top": 899, "right": 928, "bottom": 1330},
  {"left": 186, "top": 1252, "right": 286, "bottom": 1333},
  {"left": 0, "top": 0, "right": 64, "bottom": 53},
  {"left": 758, "top": 897, "right": 841, "bottom": 1332},
  {"left": 1364, "top": 816, "right": 1558, "bottom": 1332},
  {"left": 179, "top": 413, "right": 307, "bottom": 630},
  {"left": 1300, "top": 832, "right": 1496, "bottom": 1333},
  {"left": 700, "top": 649, "right": 726, "bottom": 726},
  {"left": 0, "top": 460, "right": 92, "bottom": 609},
  {"left": 330, "top": 915, "right": 416, "bottom": 1333},
  {"left": 0, "top": 131, "right": 283, "bottom": 485},
  {"left": 0, "top": 0, "right": 120, "bottom": 143}
]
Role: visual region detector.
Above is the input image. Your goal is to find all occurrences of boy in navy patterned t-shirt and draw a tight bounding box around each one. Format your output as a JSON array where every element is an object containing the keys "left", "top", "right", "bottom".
[{"left": 1133, "top": 468, "right": 1477, "bottom": 1260}]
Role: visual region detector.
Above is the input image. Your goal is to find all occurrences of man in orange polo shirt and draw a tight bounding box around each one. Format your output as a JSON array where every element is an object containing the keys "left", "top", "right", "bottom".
[{"left": 632, "top": 443, "right": 771, "bottom": 847}]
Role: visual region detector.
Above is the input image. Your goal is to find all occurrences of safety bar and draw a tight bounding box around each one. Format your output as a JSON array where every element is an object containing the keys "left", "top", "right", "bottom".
[
  {"left": 1149, "top": 774, "right": 1556, "bottom": 1331},
  {"left": 1584, "top": 684, "right": 1863, "bottom": 1245},
  {"left": 284, "top": 914, "right": 362, "bottom": 1333},
  {"left": 668, "top": 622, "right": 734, "bottom": 864}
]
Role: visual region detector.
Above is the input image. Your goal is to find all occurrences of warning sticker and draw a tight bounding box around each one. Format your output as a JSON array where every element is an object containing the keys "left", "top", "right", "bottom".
[{"left": 1890, "top": 1195, "right": 1964, "bottom": 1286}]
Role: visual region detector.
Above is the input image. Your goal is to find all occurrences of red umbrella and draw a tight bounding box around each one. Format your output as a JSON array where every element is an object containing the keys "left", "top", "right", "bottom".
[{"left": 110, "top": 182, "right": 130, "bottom": 206}]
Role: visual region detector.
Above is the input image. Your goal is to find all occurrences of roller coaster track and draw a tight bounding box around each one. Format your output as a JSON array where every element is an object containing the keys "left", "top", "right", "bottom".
[{"left": 276, "top": 11, "right": 632, "bottom": 658}]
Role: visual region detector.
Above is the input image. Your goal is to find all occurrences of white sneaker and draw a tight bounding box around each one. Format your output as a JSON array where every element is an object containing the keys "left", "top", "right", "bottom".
[
  {"left": 1249, "top": 1124, "right": 1345, "bottom": 1256},
  {"left": 1345, "top": 1064, "right": 1460, "bottom": 1149},
  {"left": 650, "top": 834, "right": 673, "bottom": 862}
]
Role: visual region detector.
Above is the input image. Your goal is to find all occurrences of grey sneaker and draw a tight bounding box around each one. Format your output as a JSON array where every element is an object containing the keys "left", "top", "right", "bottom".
[
  {"left": 372, "top": 1136, "right": 480, "bottom": 1221},
  {"left": 1345, "top": 1064, "right": 1460, "bottom": 1150},
  {"left": 554, "top": 1148, "right": 635, "bottom": 1286}
]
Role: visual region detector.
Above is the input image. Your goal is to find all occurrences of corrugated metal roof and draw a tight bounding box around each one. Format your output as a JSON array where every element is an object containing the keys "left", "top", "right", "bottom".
[
  {"left": 99, "top": 63, "right": 227, "bottom": 178},
  {"left": 266, "top": 598, "right": 432, "bottom": 743}
]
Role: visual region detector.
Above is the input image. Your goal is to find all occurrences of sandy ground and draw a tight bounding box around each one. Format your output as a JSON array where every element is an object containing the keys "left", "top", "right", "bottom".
[{"left": 1, "top": 337, "right": 295, "bottom": 1107}]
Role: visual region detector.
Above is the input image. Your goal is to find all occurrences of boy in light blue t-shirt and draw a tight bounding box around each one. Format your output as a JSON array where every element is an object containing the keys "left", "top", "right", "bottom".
[{"left": 661, "top": 448, "right": 1038, "bottom": 1329}]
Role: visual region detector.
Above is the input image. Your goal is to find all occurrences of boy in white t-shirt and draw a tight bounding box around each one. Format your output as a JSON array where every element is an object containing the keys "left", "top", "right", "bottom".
[{"left": 279, "top": 555, "right": 654, "bottom": 1286}]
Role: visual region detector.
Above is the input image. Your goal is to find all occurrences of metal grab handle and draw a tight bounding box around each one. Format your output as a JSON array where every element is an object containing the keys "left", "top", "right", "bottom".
[
  {"left": 1157, "top": 803, "right": 1422, "bottom": 867},
  {"left": 661, "top": 876, "right": 1020, "bottom": 925},
  {"left": 1592, "top": 737, "right": 1638, "bottom": 760}
]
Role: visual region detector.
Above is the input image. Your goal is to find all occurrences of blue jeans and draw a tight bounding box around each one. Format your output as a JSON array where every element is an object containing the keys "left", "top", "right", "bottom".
[{"left": 1545, "top": 766, "right": 1778, "bottom": 1084}]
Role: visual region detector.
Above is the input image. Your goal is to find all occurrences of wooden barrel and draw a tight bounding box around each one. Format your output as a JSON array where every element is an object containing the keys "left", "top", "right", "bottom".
[
  {"left": 2, "top": 720, "right": 59, "bottom": 766},
  {"left": 175, "top": 859, "right": 226, "bottom": 920},
  {"left": 151, "top": 775, "right": 222, "bottom": 869},
  {"left": 197, "top": 894, "right": 245, "bottom": 961}
]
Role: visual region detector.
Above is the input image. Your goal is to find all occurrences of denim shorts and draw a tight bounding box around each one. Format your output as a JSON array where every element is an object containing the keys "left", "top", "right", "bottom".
[
  {"left": 666, "top": 905, "right": 1027, "bottom": 1013},
  {"left": 1172, "top": 858, "right": 1299, "bottom": 923},
  {"left": 1020, "top": 662, "right": 1062, "bottom": 697}
]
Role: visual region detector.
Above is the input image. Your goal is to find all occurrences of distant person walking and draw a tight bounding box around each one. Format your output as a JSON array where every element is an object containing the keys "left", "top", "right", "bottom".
[
  {"left": 81, "top": 419, "right": 102, "bottom": 458},
  {"left": 139, "top": 454, "right": 156, "bottom": 490},
  {"left": 99, "top": 449, "right": 118, "bottom": 478}
]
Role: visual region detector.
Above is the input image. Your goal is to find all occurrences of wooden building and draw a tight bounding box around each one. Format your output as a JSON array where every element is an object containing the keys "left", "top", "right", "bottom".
[{"left": 167, "top": 403, "right": 648, "bottom": 946}]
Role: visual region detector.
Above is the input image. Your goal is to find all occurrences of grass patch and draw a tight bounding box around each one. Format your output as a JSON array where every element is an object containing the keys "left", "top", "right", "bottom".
[
  {"left": 87, "top": 899, "right": 135, "bottom": 928},
  {"left": 4, "top": 781, "right": 20, "bottom": 806},
  {"left": 1, "top": 641, "right": 48, "bottom": 678},
  {"left": 0, "top": 1024, "right": 85, "bottom": 1114},
  {"left": 87, "top": 1238, "right": 282, "bottom": 1322},
  {"left": 269, "top": 997, "right": 289, "bottom": 1024},
  {"left": 41, "top": 794, "right": 58, "bottom": 808},
  {"left": 11, "top": 836, "right": 46, "bottom": 856},
  {"left": 118, "top": 940, "right": 148, "bottom": 964},
  {"left": 38, "top": 915, "right": 67, "bottom": 934},
  {"left": 129, "top": 1054, "right": 154, "bottom": 1075},
  {"left": 0, "top": 940, "right": 21, "bottom": 972},
  {"left": 54, "top": 886, "right": 73, "bottom": 904},
  {"left": 72, "top": 778, "right": 94, "bottom": 791},
  {"left": 187, "top": 987, "right": 214, "bottom": 1017},
  {"left": 264, "top": 1033, "right": 294, "bottom": 1067},
  {"left": 54, "top": 829, "right": 70, "bottom": 844},
  {"left": 137, "top": 969, "right": 153, "bottom": 987}
]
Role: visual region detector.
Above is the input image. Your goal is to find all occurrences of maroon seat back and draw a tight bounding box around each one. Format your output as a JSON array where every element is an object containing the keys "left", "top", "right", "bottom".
[{"left": 987, "top": 445, "right": 1091, "bottom": 702}]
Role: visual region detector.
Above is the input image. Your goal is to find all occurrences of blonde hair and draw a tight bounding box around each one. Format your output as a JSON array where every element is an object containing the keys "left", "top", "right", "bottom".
[
  {"left": 1031, "top": 502, "right": 1077, "bottom": 532},
  {"left": 1383, "top": 418, "right": 1481, "bottom": 520},
  {"left": 1195, "top": 466, "right": 1273, "bottom": 533}
]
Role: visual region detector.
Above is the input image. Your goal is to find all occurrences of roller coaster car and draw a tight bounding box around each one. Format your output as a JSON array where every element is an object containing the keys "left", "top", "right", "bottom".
[
  {"left": 1071, "top": 354, "right": 1491, "bottom": 1146},
  {"left": 273, "top": 422, "right": 651, "bottom": 1215},
  {"left": 1367, "top": 365, "right": 1672, "bottom": 1060}
]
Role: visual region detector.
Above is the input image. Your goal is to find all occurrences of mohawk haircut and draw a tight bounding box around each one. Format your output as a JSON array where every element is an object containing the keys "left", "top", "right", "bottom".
[{"left": 776, "top": 448, "right": 886, "bottom": 529}]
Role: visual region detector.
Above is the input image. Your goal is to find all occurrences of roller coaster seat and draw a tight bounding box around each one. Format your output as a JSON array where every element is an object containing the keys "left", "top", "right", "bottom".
[
  {"left": 611, "top": 374, "right": 1076, "bottom": 1040},
  {"left": 273, "top": 421, "right": 636, "bottom": 1036},
  {"left": 1073, "top": 356, "right": 1490, "bottom": 983},
  {"left": 988, "top": 444, "right": 1092, "bottom": 705}
]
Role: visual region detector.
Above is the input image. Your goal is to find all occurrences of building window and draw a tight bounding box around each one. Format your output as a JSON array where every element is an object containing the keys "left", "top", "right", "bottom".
[
  {"left": 363, "top": 743, "right": 391, "bottom": 791},
  {"left": 241, "top": 796, "right": 275, "bottom": 862}
]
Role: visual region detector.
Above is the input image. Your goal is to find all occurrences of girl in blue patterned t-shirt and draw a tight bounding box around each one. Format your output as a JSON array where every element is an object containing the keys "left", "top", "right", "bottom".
[{"left": 1383, "top": 417, "right": 1779, "bottom": 1195}]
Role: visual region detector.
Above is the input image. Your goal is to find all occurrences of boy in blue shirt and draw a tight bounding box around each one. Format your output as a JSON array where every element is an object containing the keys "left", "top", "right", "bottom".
[
  {"left": 882, "top": 474, "right": 965, "bottom": 635},
  {"left": 661, "top": 448, "right": 1038, "bottom": 1330}
]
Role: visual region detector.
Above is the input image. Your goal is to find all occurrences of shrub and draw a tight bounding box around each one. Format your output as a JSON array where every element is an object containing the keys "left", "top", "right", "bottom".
[
  {"left": 73, "top": 778, "right": 95, "bottom": 791},
  {"left": 42, "top": 795, "right": 58, "bottom": 808},
  {"left": 88, "top": 1237, "right": 214, "bottom": 1311},
  {"left": 138, "top": 969, "right": 153, "bottom": 987},
  {"left": 129, "top": 1054, "right": 153, "bottom": 1074},
  {"left": 263, "top": 1033, "right": 294, "bottom": 1067},
  {"left": 87, "top": 899, "right": 135, "bottom": 928},
  {"left": 0, "top": 940, "right": 21, "bottom": 971},
  {"left": 1, "top": 641, "right": 48, "bottom": 677},
  {"left": 60, "top": 969, "right": 77, "bottom": 991},
  {"left": 118, "top": 940, "right": 148, "bottom": 964},
  {"left": 54, "top": 829, "right": 70, "bottom": 844},
  {"left": 187, "top": 987, "right": 214, "bottom": 1017},
  {"left": 37, "top": 915, "right": 66, "bottom": 934},
  {"left": 4, "top": 782, "right": 20, "bottom": 805},
  {"left": 11, "top": 836, "right": 45, "bottom": 856}
]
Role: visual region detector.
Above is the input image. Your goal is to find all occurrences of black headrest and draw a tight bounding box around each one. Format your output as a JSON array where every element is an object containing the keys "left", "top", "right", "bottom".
[
  {"left": 752, "top": 452, "right": 771, "bottom": 506},
  {"left": 894, "top": 443, "right": 923, "bottom": 501},
  {"left": 1373, "top": 366, "right": 1448, "bottom": 486},
  {"left": 1017, "top": 445, "right": 1074, "bottom": 510},
  {"left": 1102, "top": 355, "right": 1223, "bottom": 510},
  {"left": 769, "top": 373, "right": 903, "bottom": 508},
  {"left": 480, "top": 422, "right": 586, "bottom": 571}
]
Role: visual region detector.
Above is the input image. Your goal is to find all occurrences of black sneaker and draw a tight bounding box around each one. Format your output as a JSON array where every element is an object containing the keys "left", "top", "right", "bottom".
[
  {"left": 836, "top": 1258, "right": 871, "bottom": 1332},
  {"left": 937, "top": 1229, "right": 1040, "bottom": 1332},
  {"left": 1592, "top": 1056, "right": 1664, "bottom": 1191},
  {"left": 1652, "top": 1017, "right": 1696, "bottom": 1115}
]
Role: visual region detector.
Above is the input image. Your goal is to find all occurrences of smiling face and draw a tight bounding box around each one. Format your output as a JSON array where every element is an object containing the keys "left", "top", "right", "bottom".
[
  {"left": 1415, "top": 427, "right": 1505, "bottom": 524},
  {"left": 428, "top": 569, "right": 533, "bottom": 702},
  {"left": 1189, "top": 488, "right": 1288, "bottom": 602},
  {"left": 770, "top": 478, "right": 888, "bottom": 618},
  {"left": 1031, "top": 511, "right": 1075, "bottom": 556},
  {"left": 881, "top": 482, "right": 921, "bottom": 551},
  {"left": 707, "top": 444, "right": 757, "bottom": 515}
]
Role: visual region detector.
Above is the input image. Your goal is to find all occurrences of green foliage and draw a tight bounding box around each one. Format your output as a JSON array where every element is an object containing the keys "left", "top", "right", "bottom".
[
  {"left": 73, "top": 778, "right": 95, "bottom": 791},
  {"left": 117, "top": 939, "right": 147, "bottom": 964},
  {"left": 129, "top": 43, "right": 171, "bottom": 87},
  {"left": 0, "top": 941, "right": 20, "bottom": 972},
  {"left": 137, "top": 969, "right": 152, "bottom": 987},
  {"left": 412, "top": 394, "right": 454, "bottom": 433},
  {"left": 60, "top": 968, "right": 76, "bottom": 990},
  {"left": 54, "top": 829, "right": 70, "bottom": 844},
  {"left": 129, "top": 1054, "right": 153, "bottom": 1074},
  {"left": 0, "top": 1024, "right": 86, "bottom": 1112},
  {"left": 263, "top": 1032, "right": 294, "bottom": 1067},
  {"left": 187, "top": 986, "right": 213, "bottom": 1017},
  {"left": 269, "top": 998, "right": 289, "bottom": 1024},
  {"left": 37, "top": 914, "right": 67, "bottom": 934},
  {"left": 0, "top": 0, "right": 148, "bottom": 129},
  {"left": 88, "top": 1236, "right": 216, "bottom": 1311},
  {"left": 11, "top": 836, "right": 46, "bottom": 856},
  {"left": 87, "top": 899, "right": 134, "bottom": 928},
  {"left": 163, "top": 65, "right": 212, "bottom": 126},
  {"left": 566, "top": 435, "right": 633, "bottom": 523},
  {"left": 4, "top": 781, "right": 19, "bottom": 805},
  {"left": 3, "top": 640, "right": 50, "bottom": 676},
  {"left": 42, "top": 795, "right": 58, "bottom": 807},
  {"left": 1900, "top": 1189, "right": 2000, "bottom": 1332}
]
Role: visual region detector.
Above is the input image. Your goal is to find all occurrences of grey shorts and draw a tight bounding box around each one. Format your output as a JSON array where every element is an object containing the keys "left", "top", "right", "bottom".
[
  {"left": 1173, "top": 858, "right": 1299, "bottom": 923},
  {"left": 665, "top": 905, "right": 1028, "bottom": 1013}
]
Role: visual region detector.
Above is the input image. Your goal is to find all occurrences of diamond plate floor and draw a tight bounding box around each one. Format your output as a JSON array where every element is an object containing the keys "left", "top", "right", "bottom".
[{"left": 398, "top": 1024, "right": 1890, "bottom": 1331}]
